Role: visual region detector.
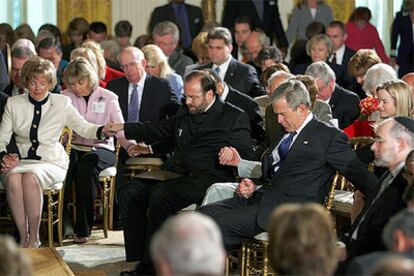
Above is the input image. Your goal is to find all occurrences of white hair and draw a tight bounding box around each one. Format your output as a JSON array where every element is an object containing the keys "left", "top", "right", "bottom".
[
  {"left": 305, "top": 61, "right": 336, "bottom": 85},
  {"left": 12, "top": 39, "right": 36, "bottom": 56},
  {"left": 151, "top": 212, "right": 225, "bottom": 275},
  {"left": 363, "top": 63, "right": 397, "bottom": 95}
]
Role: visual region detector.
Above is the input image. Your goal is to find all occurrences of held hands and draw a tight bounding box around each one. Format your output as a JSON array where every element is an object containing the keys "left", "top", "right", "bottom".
[
  {"left": 0, "top": 153, "right": 20, "bottom": 173},
  {"left": 236, "top": 178, "right": 256, "bottom": 199},
  {"left": 218, "top": 146, "right": 241, "bottom": 167},
  {"left": 103, "top": 122, "right": 124, "bottom": 137},
  {"left": 127, "top": 142, "right": 151, "bottom": 157}
]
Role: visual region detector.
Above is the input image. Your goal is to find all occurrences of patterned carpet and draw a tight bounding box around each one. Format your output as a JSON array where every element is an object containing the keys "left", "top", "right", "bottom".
[{"left": 57, "top": 230, "right": 134, "bottom": 276}]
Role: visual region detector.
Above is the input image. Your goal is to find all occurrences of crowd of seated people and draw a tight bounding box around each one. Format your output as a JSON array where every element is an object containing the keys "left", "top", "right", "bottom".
[{"left": 0, "top": 0, "right": 413, "bottom": 275}]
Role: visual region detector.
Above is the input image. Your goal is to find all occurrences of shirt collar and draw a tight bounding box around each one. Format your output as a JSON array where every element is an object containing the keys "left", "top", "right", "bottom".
[
  {"left": 213, "top": 56, "right": 232, "bottom": 76},
  {"left": 391, "top": 162, "right": 405, "bottom": 178},
  {"left": 295, "top": 112, "right": 313, "bottom": 135},
  {"left": 204, "top": 96, "right": 216, "bottom": 112},
  {"left": 129, "top": 72, "right": 147, "bottom": 88},
  {"left": 220, "top": 83, "right": 230, "bottom": 101}
]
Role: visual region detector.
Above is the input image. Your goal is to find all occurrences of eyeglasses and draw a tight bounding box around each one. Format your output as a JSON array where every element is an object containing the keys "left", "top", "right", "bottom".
[
  {"left": 120, "top": 61, "right": 139, "bottom": 70},
  {"left": 183, "top": 92, "right": 204, "bottom": 102}
]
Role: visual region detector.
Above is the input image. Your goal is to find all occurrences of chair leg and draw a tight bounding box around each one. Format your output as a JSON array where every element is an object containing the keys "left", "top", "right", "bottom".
[
  {"left": 246, "top": 244, "right": 251, "bottom": 276},
  {"left": 225, "top": 255, "right": 230, "bottom": 276},
  {"left": 102, "top": 178, "right": 109, "bottom": 238},
  {"left": 57, "top": 189, "right": 64, "bottom": 246},
  {"left": 108, "top": 176, "right": 115, "bottom": 230},
  {"left": 263, "top": 242, "right": 268, "bottom": 276},
  {"left": 47, "top": 194, "right": 53, "bottom": 247},
  {"left": 240, "top": 242, "right": 246, "bottom": 276}
]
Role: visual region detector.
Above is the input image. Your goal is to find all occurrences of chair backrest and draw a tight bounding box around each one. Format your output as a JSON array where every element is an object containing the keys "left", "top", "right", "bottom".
[
  {"left": 5, "top": 43, "right": 11, "bottom": 79},
  {"left": 349, "top": 136, "right": 374, "bottom": 150},
  {"left": 59, "top": 126, "right": 73, "bottom": 156}
]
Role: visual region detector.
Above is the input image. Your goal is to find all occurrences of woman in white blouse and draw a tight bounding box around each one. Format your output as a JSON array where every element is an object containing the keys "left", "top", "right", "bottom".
[{"left": 0, "top": 56, "right": 103, "bottom": 247}]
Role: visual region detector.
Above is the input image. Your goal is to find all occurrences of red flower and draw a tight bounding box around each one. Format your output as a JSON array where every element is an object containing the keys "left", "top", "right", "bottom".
[{"left": 359, "top": 96, "right": 379, "bottom": 120}]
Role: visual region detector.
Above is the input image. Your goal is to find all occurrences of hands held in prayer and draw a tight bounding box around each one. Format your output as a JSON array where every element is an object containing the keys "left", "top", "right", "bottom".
[
  {"left": 236, "top": 178, "right": 256, "bottom": 199},
  {"left": 103, "top": 122, "right": 124, "bottom": 137},
  {"left": 127, "top": 142, "right": 151, "bottom": 157},
  {"left": 1, "top": 153, "right": 20, "bottom": 173},
  {"left": 218, "top": 146, "right": 241, "bottom": 167}
]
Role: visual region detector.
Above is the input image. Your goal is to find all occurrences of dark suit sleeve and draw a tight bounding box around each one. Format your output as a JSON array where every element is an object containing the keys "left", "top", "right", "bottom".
[
  {"left": 228, "top": 110, "right": 255, "bottom": 160},
  {"left": 326, "top": 130, "right": 378, "bottom": 195},
  {"left": 270, "top": 1, "right": 288, "bottom": 48},
  {"left": 221, "top": 0, "right": 237, "bottom": 30},
  {"left": 245, "top": 66, "right": 266, "bottom": 97},
  {"left": 124, "top": 117, "right": 176, "bottom": 145}
]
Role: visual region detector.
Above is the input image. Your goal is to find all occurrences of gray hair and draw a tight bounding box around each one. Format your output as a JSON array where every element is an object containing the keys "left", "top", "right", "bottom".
[
  {"left": 271, "top": 79, "right": 311, "bottom": 109},
  {"left": 305, "top": 61, "right": 336, "bottom": 84},
  {"left": 379, "top": 117, "right": 414, "bottom": 148},
  {"left": 118, "top": 46, "right": 145, "bottom": 63},
  {"left": 363, "top": 63, "right": 397, "bottom": 95},
  {"left": 152, "top": 21, "right": 180, "bottom": 44},
  {"left": 12, "top": 39, "right": 36, "bottom": 55},
  {"left": 11, "top": 46, "right": 35, "bottom": 59},
  {"left": 150, "top": 212, "right": 225, "bottom": 275},
  {"left": 100, "top": 40, "right": 120, "bottom": 61},
  {"left": 382, "top": 209, "right": 414, "bottom": 250},
  {"left": 268, "top": 71, "right": 294, "bottom": 91},
  {"left": 305, "top": 34, "right": 333, "bottom": 57}
]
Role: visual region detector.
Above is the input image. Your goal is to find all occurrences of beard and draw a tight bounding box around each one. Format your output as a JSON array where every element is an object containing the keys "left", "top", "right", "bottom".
[{"left": 374, "top": 145, "right": 397, "bottom": 168}]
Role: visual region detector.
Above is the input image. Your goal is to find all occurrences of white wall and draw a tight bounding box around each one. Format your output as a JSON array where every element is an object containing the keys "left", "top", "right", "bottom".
[{"left": 111, "top": 0, "right": 294, "bottom": 42}]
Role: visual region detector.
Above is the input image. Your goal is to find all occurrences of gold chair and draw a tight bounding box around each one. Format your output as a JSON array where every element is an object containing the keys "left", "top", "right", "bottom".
[
  {"left": 71, "top": 142, "right": 120, "bottom": 237},
  {"left": 0, "top": 127, "right": 73, "bottom": 247},
  {"left": 333, "top": 136, "right": 374, "bottom": 218},
  {"left": 42, "top": 126, "right": 73, "bottom": 247},
  {"left": 239, "top": 176, "right": 339, "bottom": 276}
]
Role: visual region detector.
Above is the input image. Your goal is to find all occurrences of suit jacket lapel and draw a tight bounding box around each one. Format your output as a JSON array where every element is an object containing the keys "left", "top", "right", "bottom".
[
  {"left": 272, "top": 118, "right": 317, "bottom": 178},
  {"left": 329, "top": 85, "right": 340, "bottom": 112},
  {"left": 139, "top": 76, "right": 151, "bottom": 121},
  {"left": 224, "top": 59, "right": 236, "bottom": 84},
  {"left": 119, "top": 77, "right": 129, "bottom": 121}
]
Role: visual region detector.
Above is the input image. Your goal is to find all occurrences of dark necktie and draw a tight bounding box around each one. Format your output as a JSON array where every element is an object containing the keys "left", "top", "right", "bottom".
[
  {"left": 276, "top": 131, "right": 297, "bottom": 167},
  {"left": 173, "top": 4, "right": 192, "bottom": 49},
  {"left": 253, "top": 0, "right": 264, "bottom": 21},
  {"left": 214, "top": 67, "right": 220, "bottom": 75},
  {"left": 18, "top": 88, "right": 24, "bottom": 94},
  {"left": 128, "top": 84, "right": 139, "bottom": 123},
  {"left": 332, "top": 52, "right": 337, "bottom": 64}
]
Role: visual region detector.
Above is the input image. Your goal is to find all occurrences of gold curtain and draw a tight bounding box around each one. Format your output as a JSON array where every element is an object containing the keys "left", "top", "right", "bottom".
[
  {"left": 294, "top": 0, "right": 355, "bottom": 23},
  {"left": 57, "top": 0, "right": 112, "bottom": 44}
]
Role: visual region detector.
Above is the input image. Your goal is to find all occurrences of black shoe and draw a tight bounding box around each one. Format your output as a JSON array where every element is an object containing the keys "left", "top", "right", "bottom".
[{"left": 120, "top": 262, "right": 155, "bottom": 276}]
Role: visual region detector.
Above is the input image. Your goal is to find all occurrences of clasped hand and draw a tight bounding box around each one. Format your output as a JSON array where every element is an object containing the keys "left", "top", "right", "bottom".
[
  {"left": 218, "top": 146, "right": 241, "bottom": 167},
  {"left": 1, "top": 153, "right": 20, "bottom": 173},
  {"left": 103, "top": 122, "right": 124, "bottom": 137},
  {"left": 127, "top": 142, "right": 151, "bottom": 157},
  {"left": 236, "top": 178, "right": 256, "bottom": 199}
]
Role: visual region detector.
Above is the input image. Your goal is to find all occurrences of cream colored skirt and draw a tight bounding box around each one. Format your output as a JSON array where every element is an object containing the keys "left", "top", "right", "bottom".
[{"left": 3, "top": 160, "right": 67, "bottom": 190}]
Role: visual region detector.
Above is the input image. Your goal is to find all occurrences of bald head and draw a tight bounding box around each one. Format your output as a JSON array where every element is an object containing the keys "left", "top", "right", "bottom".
[
  {"left": 245, "top": 31, "right": 267, "bottom": 61},
  {"left": 402, "top": 73, "right": 414, "bottom": 95},
  {"left": 267, "top": 71, "right": 294, "bottom": 96}
]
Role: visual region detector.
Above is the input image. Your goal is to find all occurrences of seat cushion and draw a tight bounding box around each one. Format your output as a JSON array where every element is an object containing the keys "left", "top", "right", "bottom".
[
  {"left": 254, "top": 232, "right": 269, "bottom": 241},
  {"left": 99, "top": 167, "right": 117, "bottom": 177},
  {"left": 334, "top": 190, "right": 354, "bottom": 214},
  {"left": 125, "top": 157, "right": 163, "bottom": 166}
]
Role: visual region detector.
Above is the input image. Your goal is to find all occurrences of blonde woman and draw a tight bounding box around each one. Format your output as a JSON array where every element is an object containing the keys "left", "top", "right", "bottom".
[
  {"left": 142, "top": 44, "right": 183, "bottom": 99},
  {"left": 0, "top": 56, "right": 103, "bottom": 247},
  {"left": 81, "top": 40, "right": 124, "bottom": 87}
]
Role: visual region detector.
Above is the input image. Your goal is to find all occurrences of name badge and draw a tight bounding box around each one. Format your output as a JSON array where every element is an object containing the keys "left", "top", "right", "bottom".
[{"left": 92, "top": 102, "right": 106, "bottom": 113}]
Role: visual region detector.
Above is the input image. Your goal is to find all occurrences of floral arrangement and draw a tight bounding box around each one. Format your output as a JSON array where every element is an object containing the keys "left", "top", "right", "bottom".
[{"left": 359, "top": 96, "right": 379, "bottom": 121}]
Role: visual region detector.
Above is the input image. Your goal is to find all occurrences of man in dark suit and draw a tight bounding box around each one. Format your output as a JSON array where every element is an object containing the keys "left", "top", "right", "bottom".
[
  {"left": 148, "top": 0, "right": 204, "bottom": 52},
  {"left": 196, "top": 27, "right": 265, "bottom": 98},
  {"left": 340, "top": 117, "right": 414, "bottom": 260},
  {"left": 152, "top": 21, "right": 193, "bottom": 78},
  {"left": 105, "top": 46, "right": 179, "bottom": 231},
  {"left": 0, "top": 53, "right": 9, "bottom": 91},
  {"left": 104, "top": 70, "right": 254, "bottom": 275},
  {"left": 3, "top": 47, "right": 35, "bottom": 96},
  {"left": 346, "top": 209, "right": 414, "bottom": 275},
  {"left": 205, "top": 68, "right": 265, "bottom": 145},
  {"left": 327, "top": 21, "right": 356, "bottom": 88},
  {"left": 222, "top": 0, "right": 288, "bottom": 54},
  {"left": 306, "top": 61, "right": 360, "bottom": 129},
  {"left": 391, "top": 11, "right": 414, "bottom": 78},
  {"left": 106, "top": 46, "right": 179, "bottom": 126},
  {"left": 231, "top": 16, "right": 254, "bottom": 62},
  {"left": 198, "top": 79, "right": 376, "bottom": 249}
]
